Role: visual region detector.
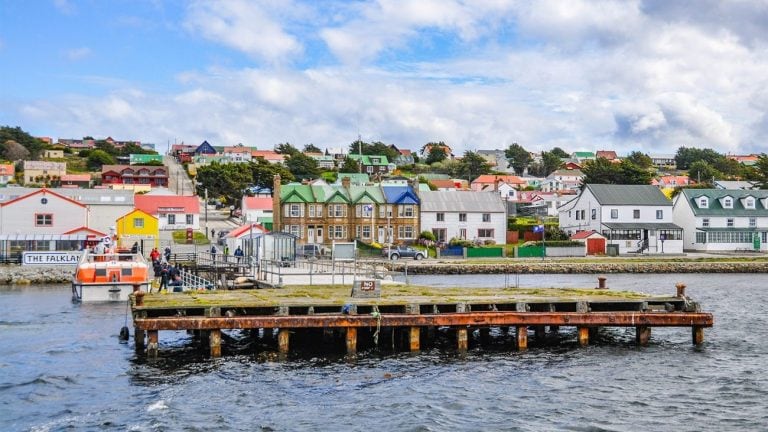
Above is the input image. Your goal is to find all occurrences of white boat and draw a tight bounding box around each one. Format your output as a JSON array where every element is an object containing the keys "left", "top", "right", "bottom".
[{"left": 71, "top": 249, "right": 150, "bottom": 302}]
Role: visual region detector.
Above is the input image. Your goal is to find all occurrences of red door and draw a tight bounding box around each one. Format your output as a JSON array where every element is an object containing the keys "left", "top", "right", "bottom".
[{"left": 586, "top": 238, "right": 606, "bottom": 255}]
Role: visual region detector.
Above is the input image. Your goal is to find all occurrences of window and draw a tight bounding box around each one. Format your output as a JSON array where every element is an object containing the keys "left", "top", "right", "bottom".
[
  {"left": 611, "top": 209, "right": 618, "bottom": 219},
  {"left": 288, "top": 225, "right": 301, "bottom": 238},
  {"left": 591, "top": 209, "right": 596, "bottom": 220},
  {"left": 35, "top": 213, "right": 53, "bottom": 226},
  {"left": 459, "top": 228, "right": 467, "bottom": 239},
  {"left": 133, "top": 218, "right": 144, "bottom": 228},
  {"left": 398, "top": 225, "right": 414, "bottom": 239},
  {"left": 702, "top": 218, "right": 710, "bottom": 227},
  {"left": 379, "top": 205, "right": 393, "bottom": 218},
  {"left": 696, "top": 232, "right": 707, "bottom": 243},
  {"left": 698, "top": 197, "right": 709, "bottom": 208},
  {"left": 436, "top": 213, "right": 445, "bottom": 222},
  {"left": 398, "top": 205, "right": 415, "bottom": 218},
  {"left": 656, "top": 210, "right": 663, "bottom": 220},
  {"left": 459, "top": 213, "right": 467, "bottom": 222},
  {"left": 186, "top": 214, "right": 194, "bottom": 225},
  {"left": 289, "top": 204, "right": 301, "bottom": 217},
  {"left": 331, "top": 204, "right": 345, "bottom": 218},
  {"left": 362, "top": 225, "right": 371, "bottom": 239},
  {"left": 168, "top": 214, "right": 176, "bottom": 224},
  {"left": 366, "top": 165, "right": 373, "bottom": 173},
  {"left": 723, "top": 197, "right": 733, "bottom": 208},
  {"left": 478, "top": 229, "right": 494, "bottom": 238},
  {"left": 482, "top": 213, "right": 491, "bottom": 222},
  {"left": 633, "top": 209, "right": 640, "bottom": 219},
  {"left": 750, "top": 217, "right": 756, "bottom": 228},
  {"left": 727, "top": 218, "right": 734, "bottom": 227},
  {"left": 575, "top": 211, "right": 580, "bottom": 221},
  {"left": 745, "top": 198, "right": 756, "bottom": 209}
]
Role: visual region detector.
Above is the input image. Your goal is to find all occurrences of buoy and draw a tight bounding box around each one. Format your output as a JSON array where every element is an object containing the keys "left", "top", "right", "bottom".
[{"left": 119, "top": 326, "right": 130, "bottom": 343}]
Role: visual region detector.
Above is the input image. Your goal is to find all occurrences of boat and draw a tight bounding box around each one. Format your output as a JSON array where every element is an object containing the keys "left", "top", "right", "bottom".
[{"left": 71, "top": 248, "right": 150, "bottom": 302}]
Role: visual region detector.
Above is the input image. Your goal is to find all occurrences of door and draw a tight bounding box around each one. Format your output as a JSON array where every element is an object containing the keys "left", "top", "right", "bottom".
[
  {"left": 586, "top": 238, "right": 605, "bottom": 255},
  {"left": 307, "top": 226, "right": 315, "bottom": 244},
  {"left": 316, "top": 227, "right": 323, "bottom": 244},
  {"left": 378, "top": 227, "right": 386, "bottom": 243}
]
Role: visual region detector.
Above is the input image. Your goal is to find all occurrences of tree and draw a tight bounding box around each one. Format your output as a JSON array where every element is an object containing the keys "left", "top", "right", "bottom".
[
  {"left": 1, "top": 140, "right": 30, "bottom": 161},
  {"left": 425, "top": 146, "right": 447, "bottom": 164},
  {"left": 285, "top": 152, "right": 321, "bottom": 180},
  {"left": 457, "top": 151, "right": 493, "bottom": 180},
  {"left": 94, "top": 140, "right": 119, "bottom": 156},
  {"left": 528, "top": 151, "right": 563, "bottom": 177},
  {"left": 0, "top": 126, "right": 45, "bottom": 158},
  {"left": 249, "top": 157, "right": 293, "bottom": 190},
  {"left": 675, "top": 146, "right": 722, "bottom": 170},
  {"left": 550, "top": 147, "right": 570, "bottom": 159},
  {"left": 86, "top": 149, "right": 116, "bottom": 171},
  {"left": 581, "top": 157, "right": 621, "bottom": 185},
  {"left": 505, "top": 143, "right": 531, "bottom": 175},
  {"left": 625, "top": 151, "right": 653, "bottom": 169},
  {"left": 303, "top": 143, "right": 322, "bottom": 153},
  {"left": 350, "top": 140, "right": 398, "bottom": 160},
  {"left": 751, "top": 154, "right": 768, "bottom": 189},
  {"left": 119, "top": 142, "right": 155, "bottom": 156},
  {"left": 618, "top": 160, "right": 653, "bottom": 185},
  {"left": 687, "top": 161, "right": 722, "bottom": 186},
  {"left": 195, "top": 162, "right": 252, "bottom": 206},
  {"left": 339, "top": 156, "right": 360, "bottom": 173},
  {"left": 275, "top": 142, "right": 299, "bottom": 156}
]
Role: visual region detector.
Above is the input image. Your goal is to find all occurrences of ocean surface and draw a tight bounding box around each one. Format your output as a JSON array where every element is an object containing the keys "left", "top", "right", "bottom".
[{"left": 1, "top": 273, "right": 766, "bottom": 431}]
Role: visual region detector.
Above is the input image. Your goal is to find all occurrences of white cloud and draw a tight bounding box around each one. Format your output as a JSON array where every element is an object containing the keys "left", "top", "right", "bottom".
[
  {"left": 63, "top": 47, "right": 92, "bottom": 61},
  {"left": 184, "top": 0, "right": 303, "bottom": 64}
]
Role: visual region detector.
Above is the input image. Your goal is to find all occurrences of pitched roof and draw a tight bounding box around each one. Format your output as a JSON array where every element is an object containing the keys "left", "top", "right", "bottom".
[
  {"left": 0, "top": 164, "right": 15, "bottom": 175},
  {"left": 243, "top": 196, "right": 273, "bottom": 211},
  {"left": 382, "top": 185, "right": 419, "bottom": 204},
  {"left": 587, "top": 184, "right": 671, "bottom": 206},
  {"left": 228, "top": 223, "right": 268, "bottom": 238},
  {"left": 61, "top": 174, "right": 91, "bottom": 182},
  {"left": 333, "top": 173, "right": 370, "bottom": 185},
  {"left": 251, "top": 150, "right": 284, "bottom": 161},
  {"left": 280, "top": 184, "right": 314, "bottom": 202},
  {"left": 134, "top": 194, "right": 200, "bottom": 214},
  {"left": 680, "top": 189, "right": 768, "bottom": 216},
  {"left": 420, "top": 191, "right": 505, "bottom": 212},
  {"left": 595, "top": 150, "right": 618, "bottom": 160},
  {"left": 471, "top": 175, "right": 526, "bottom": 185},
  {"left": 571, "top": 230, "right": 604, "bottom": 240},
  {"left": 0, "top": 188, "right": 87, "bottom": 208}
]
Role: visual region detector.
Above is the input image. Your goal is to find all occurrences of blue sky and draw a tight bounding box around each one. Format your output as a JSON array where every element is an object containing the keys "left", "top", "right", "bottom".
[{"left": 2, "top": 0, "right": 768, "bottom": 156}]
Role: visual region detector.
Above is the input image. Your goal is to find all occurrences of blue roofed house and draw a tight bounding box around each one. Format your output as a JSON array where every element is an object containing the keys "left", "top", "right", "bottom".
[{"left": 195, "top": 140, "right": 217, "bottom": 155}]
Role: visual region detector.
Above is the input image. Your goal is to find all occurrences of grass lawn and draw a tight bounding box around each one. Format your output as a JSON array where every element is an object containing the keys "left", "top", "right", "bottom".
[{"left": 171, "top": 230, "right": 211, "bottom": 244}]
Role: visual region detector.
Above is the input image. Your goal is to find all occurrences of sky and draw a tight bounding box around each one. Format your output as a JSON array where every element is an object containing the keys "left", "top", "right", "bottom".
[{"left": 1, "top": 0, "right": 768, "bottom": 156}]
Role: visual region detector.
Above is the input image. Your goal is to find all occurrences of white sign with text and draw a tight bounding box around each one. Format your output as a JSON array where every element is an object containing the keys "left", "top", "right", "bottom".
[{"left": 22, "top": 251, "right": 81, "bottom": 266}]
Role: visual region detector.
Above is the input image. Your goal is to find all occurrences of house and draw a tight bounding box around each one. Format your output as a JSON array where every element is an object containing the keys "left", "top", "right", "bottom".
[
  {"left": 389, "top": 145, "right": 414, "bottom": 166},
  {"left": 311, "top": 154, "right": 336, "bottom": 169},
  {"left": 333, "top": 173, "right": 370, "bottom": 186},
  {"left": 714, "top": 180, "right": 757, "bottom": 190},
  {"left": 420, "top": 191, "right": 506, "bottom": 244},
  {"left": 477, "top": 149, "right": 510, "bottom": 171},
  {"left": 241, "top": 196, "right": 274, "bottom": 228},
  {"left": 348, "top": 154, "right": 392, "bottom": 175},
  {"left": 129, "top": 154, "right": 163, "bottom": 165},
  {"left": 649, "top": 154, "right": 676, "bottom": 168},
  {"left": 0, "top": 188, "right": 88, "bottom": 235},
  {"left": 59, "top": 174, "right": 92, "bottom": 188},
  {"left": 558, "top": 184, "right": 682, "bottom": 254},
  {"left": 429, "top": 179, "right": 469, "bottom": 191},
  {"left": 471, "top": 175, "right": 526, "bottom": 192},
  {"left": 540, "top": 169, "right": 584, "bottom": 192},
  {"left": 134, "top": 192, "right": 200, "bottom": 231},
  {"left": 222, "top": 145, "right": 253, "bottom": 163},
  {"left": 171, "top": 143, "right": 197, "bottom": 163},
  {"left": 273, "top": 175, "right": 419, "bottom": 245},
  {"left": 58, "top": 138, "right": 95, "bottom": 149},
  {"left": 571, "top": 151, "right": 596, "bottom": 163},
  {"left": 420, "top": 143, "right": 453, "bottom": 159},
  {"left": 0, "top": 164, "right": 15, "bottom": 185},
  {"left": 43, "top": 149, "right": 64, "bottom": 159},
  {"left": 23, "top": 161, "right": 67, "bottom": 185},
  {"left": 727, "top": 154, "right": 759, "bottom": 166},
  {"left": 104, "top": 137, "right": 141, "bottom": 148},
  {"left": 595, "top": 150, "right": 618, "bottom": 161},
  {"left": 563, "top": 160, "right": 582, "bottom": 170},
  {"left": 100, "top": 165, "right": 168, "bottom": 188},
  {"left": 652, "top": 175, "right": 692, "bottom": 188},
  {"left": 115, "top": 209, "right": 159, "bottom": 249},
  {"left": 325, "top": 147, "right": 348, "bottom": 162},
  {"left": 251, "top": 150, "right": 285, "bottom": 164},
  {"left": 672, "top": 189, "right": 768, "bottom": 252},
  {"left": 570, "top": 230, "right": 607, "bottom": 255},
  {"left": 195, "top": 140, "right": 217, "bottom": 155}
]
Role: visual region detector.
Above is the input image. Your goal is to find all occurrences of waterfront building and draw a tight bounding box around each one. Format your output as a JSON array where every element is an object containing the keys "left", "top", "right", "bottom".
[{"left": 419, "top": 191, "right": 506, "bottom": 244}]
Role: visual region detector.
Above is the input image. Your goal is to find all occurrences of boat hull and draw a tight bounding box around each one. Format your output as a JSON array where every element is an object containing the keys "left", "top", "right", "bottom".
[{"left": 72, "top": 282, "right": 149, "bottom": 302}]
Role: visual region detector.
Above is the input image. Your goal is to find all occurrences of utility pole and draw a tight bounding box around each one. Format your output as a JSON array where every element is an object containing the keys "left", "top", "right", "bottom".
[{"left": 204, "top": 188, "right": 209, "bottom": 238}]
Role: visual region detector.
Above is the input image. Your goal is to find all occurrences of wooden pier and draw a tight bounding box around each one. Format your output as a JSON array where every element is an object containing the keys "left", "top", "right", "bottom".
[{"left": 130, "top": 283, "right": 713, "bottom": 359}]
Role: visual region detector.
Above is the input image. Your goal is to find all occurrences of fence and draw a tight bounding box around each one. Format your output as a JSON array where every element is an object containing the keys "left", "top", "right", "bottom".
[
  {"left": 517, "top": 246, "right": 545, "bottom": 258},
  {"left": 440, "top": 246, "right": 464, "bottom": 257},
  {"left": 466, "top": 247, "right": 504, "bottom": 258}
]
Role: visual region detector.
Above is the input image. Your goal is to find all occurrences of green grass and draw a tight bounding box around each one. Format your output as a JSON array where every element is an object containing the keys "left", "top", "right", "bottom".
[{"left": 171, "top": 230, "right": 211, "bottom": 244}]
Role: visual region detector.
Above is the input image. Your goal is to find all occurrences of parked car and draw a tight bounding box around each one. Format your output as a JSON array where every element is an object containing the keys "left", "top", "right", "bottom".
[
  {"left": 381, "top": 246, "right": 426, "bottom": 260},
  {"left": 217, "top": 230, "right": 230, "bottom": 246},
  {"left": 299, "top": 244, "right": 329, "bottom": 259}
]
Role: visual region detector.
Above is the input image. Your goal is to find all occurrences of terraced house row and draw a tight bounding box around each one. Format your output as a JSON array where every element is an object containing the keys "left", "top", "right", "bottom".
[{"left": 272, "top": 175, "right": 420, "bottom": 244}]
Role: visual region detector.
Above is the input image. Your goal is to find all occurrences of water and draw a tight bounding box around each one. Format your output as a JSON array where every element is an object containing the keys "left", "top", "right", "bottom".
[{"left": 1, "top": 274, "right": 767, "bottom": 431}]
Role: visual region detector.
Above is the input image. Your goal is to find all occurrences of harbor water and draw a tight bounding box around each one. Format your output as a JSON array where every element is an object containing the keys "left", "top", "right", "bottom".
[{"left": 1, "top": 274, "right": 766, "bottom": 431}]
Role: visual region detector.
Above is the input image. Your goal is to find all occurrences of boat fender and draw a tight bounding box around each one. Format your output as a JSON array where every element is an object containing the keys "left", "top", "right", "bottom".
[
  {"left": 119, "top": 326, "right": 130, "bottom": 343},
  {"left": 342, "top": 304, "right": 353, "bottom": 315}
]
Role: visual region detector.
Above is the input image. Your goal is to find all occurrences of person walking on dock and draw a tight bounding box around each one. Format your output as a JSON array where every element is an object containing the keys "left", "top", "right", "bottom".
[
  {"left": 150, "top": 247, "right": 160, "bottom": 263},
  {"left": 210, "top": 245, "right": 217, "bottom": 262},
  {"left": 159, "top": 263, "right": 170, "bottom": 292},
  {"left": 224, "top": 245, "right": 229, "bottom": 262},
  {"left": 164, "top": 246, "right": 171, "bottom": 263},
  {"left": 234, "top": 246, "right": 244, "bottom": 264}
]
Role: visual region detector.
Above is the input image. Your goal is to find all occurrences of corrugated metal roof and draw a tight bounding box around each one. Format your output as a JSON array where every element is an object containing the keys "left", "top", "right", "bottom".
[
  {"left": 588, "top": 184, "right": 672, "bottom": 206},
  {"left": 602, "top": 222, "right": 682, "bottom": 230},
  {"left": 682, "top": 189, "right": 768, "bottom": 216},
  {"left": 420, "top": 191, "right": 505, "bottom": 212}
]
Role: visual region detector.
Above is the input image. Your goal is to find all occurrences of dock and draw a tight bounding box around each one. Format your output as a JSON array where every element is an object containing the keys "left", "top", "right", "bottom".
[{"left": 130, "top": 281, "right": 714, "bottom": 359}]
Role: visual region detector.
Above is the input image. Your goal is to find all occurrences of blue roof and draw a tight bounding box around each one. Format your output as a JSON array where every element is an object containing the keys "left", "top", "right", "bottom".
[
  {"left": 195, "top": 140, "right": 217, "bottom": 155},
  {"left": 382, "top": 186, "right": 419, "bottom": 204}
]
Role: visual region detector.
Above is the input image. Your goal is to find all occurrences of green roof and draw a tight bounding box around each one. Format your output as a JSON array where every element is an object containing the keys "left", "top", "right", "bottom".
[
  {"left": 347, "top": 185, "right": 384, "bottom": 204},
  {"left": 573, "top": 151, "right": 595, "bottom": 158},
  {"left": 334, "top": 173, "right": 369, "bottom": 184},
  {"left": 349, "top": 154, "right": 389, "bottom": 165},
  {"left": 280, "top": 184, "right": 314, "bottom": 203},
  {"left": 587, "top": 184, "right": 671, "bottom": 206},
  {"left": 682, "top": 189, "right": 768, "bottom": 216}
]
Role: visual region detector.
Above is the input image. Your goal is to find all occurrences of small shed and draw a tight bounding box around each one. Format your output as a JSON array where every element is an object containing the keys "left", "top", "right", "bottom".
[{"left": 571, "top": 230, "right": 607, "bottom": 255}]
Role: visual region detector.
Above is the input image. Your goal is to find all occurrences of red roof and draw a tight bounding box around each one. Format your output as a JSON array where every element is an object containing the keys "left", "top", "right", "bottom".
[
  {"left": 62, "top": 226, "right": 107, "bottom": 237},
  {"left": 596, "top": 150, "right": 618, "bottom": 160},
  {"left": 61, "top": 174, "right": 91, "bottom": 182},
  {"left": 251, "top": 150, "right": 284, "bottom": 162},
  {"left": 0, "top": 188, "right": 86, "bottom": 208},
  {"left": 571, "top": 230, "right": 603, "bottom": 240},
  {"left": 430, "top": 179, "right": 465, "bottom": 189},
  {"left": 399, "top": 149, "right": 412, "bottom": 156},
  {"left": 0, "top": 164, "right": 15, "bottom": 175},
  {"left": 228, "top": 223, "right": 268, "bottom": 238},
  {"left": 471, "top": 175, "right": 526, "bottom": 185},
  {"left": 134, "top": 195, "right": 200, "bottom": 214},
  {"left": 243, "top": 196, "right": 273, "bottom": 211}
]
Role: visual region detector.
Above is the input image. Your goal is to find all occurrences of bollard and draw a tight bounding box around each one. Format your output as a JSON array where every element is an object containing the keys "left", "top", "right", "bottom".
[
  {"left": 676, "top": 283, "right": 686, "bottom": 298},
  {"left": 597, "top": 276, "right": 607, "bottom": 289},
  {"left": 135, "top": 291, "right": 145, "bottom": 306}
]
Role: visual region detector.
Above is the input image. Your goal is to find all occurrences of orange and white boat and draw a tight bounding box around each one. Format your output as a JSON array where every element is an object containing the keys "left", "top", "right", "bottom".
[{"left": 71, "top": 249, "right": 150, "bottom": 302}]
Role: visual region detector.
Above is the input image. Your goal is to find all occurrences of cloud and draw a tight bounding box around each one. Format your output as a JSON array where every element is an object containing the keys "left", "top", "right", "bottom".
[
  {"left": 63, "top": 47, "right": 92, "bottom": 61},
  {"left": 184, "top": 0, "right": 303, "bottom": 64}
]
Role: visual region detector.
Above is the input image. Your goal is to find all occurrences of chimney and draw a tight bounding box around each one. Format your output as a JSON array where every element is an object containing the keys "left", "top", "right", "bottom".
[
  {"left": 342, "top": 176, "right": 350, "bottom": 189},
  {"left": 272, "top": 174, "right": 281, "bottom": 232}
]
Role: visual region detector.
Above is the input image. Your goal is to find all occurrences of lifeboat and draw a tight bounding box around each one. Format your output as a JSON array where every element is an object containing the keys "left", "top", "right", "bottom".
[{"left": 71, "top": 248, "right": 150, "bottom": 302}]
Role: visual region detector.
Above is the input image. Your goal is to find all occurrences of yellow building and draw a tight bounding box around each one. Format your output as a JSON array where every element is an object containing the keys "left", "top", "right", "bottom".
[{"left": 116, "top": 208, "right": 159, "bottom": 249}]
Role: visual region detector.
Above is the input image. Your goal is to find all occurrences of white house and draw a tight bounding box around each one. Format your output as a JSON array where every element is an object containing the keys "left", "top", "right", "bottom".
[
  {"left": 558, "top": 184, "right": 683, "bottom": 254},
  {"left": 241, "top": 196, "right": 273, "bottom": 224},
  {"left": 0, "top": 188, "right": 88, "bottom": 235},
  {"left": 541, "top": 169, "right": 584, "bottom": 192},
  {"left": 420, "top": 191, "right": 506, "bottom": 244},
  {"left": 673, "top": 189, "right": 768, "bottom": 252},
  {"left": 134, "top": 191, "right": 200, "bottom": 231}
]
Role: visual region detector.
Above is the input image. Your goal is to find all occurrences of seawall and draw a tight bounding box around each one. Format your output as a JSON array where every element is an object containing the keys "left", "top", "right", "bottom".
[
  {"left": 0, "top": 266, "right": 74, "bottom": 285},
  {"left": 388, "top": 261, "right": 768, "bottom": 274}
]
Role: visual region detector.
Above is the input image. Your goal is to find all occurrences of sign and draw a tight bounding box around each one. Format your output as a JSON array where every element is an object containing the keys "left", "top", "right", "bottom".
[
  {"left": 351, "top": 279, "right": 381, "bottom": 298},
  {"left": 332, "top": 242, "right": 357, "bottom": 261},
  {"left": 533, "top": 224, "right": 544, "bottom": 233},
  {"left": 659, "top": 233, "right": 666, "bottom": 241},
  {"left": 754, "top": 233, "right": 761, "bottom": 251},
  {"left": 22, "top": 251, "right": 81, "bottom": 266},
  {"left": 186, "top": 228, "right": 194, "bottom": 244}
]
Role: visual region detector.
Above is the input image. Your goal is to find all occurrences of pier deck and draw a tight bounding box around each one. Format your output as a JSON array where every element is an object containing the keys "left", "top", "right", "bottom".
[{"left": 131, "top": 285, "right": 714, "bottom": 359}]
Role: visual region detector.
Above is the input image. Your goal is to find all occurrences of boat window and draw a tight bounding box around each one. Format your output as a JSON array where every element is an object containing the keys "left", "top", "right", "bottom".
[
  {"left": 121, "top": 268, "right": 133, "bottom": 276},
  {"left": 95, "top": 269, "right": 107, "bottom": 276}
]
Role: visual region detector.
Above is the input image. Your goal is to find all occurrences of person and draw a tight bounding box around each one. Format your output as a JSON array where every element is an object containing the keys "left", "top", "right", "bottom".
[
  {"left": 131, "top": 242, "right": 139, "bottom": 254},
  {"left": 210, "top": 245, "right": 217, "bottom": 261},
  {"left": 224, "top": 245, "right": 230, "bottom": 262},
  {"left": 159, "top": 262, "right": 170, "bottom": 292},
  {"left": 164, "top": 246, "right": 171, "bottom": 263},
  {"left": 211, "top": 229, "right": 216, "bottom": 240},
  {"left": 149, "top": 247, "right": 160, "bottom": 262},
  {"left": 170, "top": 274, "right": 183, "bottom": 292},
  {"left": 234, "top": 246, "right": 244, "bottom": 264}
]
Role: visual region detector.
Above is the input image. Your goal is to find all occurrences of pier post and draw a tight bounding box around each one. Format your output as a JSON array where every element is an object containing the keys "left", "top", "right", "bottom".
[
  {"left": 346, "top": 328, "right": 357, "bottom": 355},
  {"left": 407, "top": 304, "right": 420, "bottom": 352},
  {"left": 147, "top": 330, "right": 158, "bottom": 360},
  {"left": 456, "top": 303, "right": 468, "bottom": 352},
  {"left": 210, "top": 329, "right": 222, "bottom": 358},
  {"left": 636, "top": 326, "right": 651, "bottom": 346},
  {"left": 134, "top": 327, "right": 145, "bottom": 352},
  {"left": 692, "top": 326, "right": 704, "bottom": 346},
  {"left": 534, "top": 325, "right": 546, "bottom": 341},
  {"left": 578, "top": 326, "right": 589, "bottom": 346},
  {"left": 278, "top": 329, "right": 290, "bottom": 358},
  {"left": 516, "top": 326, "right": 528, "bottom": 351}
]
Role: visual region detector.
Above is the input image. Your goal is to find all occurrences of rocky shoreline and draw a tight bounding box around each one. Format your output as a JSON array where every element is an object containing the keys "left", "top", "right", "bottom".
[
  {"left": 0, "top": 266, "right": 74, "bottom": 285},
  {"left": 388, "top": 261, "right": 768, "bottom": 274}
]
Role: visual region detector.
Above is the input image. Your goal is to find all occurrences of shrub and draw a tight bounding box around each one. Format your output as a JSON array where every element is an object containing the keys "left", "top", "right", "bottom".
[{"left": 419, "top": 230, "right": 436, "bottom": 241}]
